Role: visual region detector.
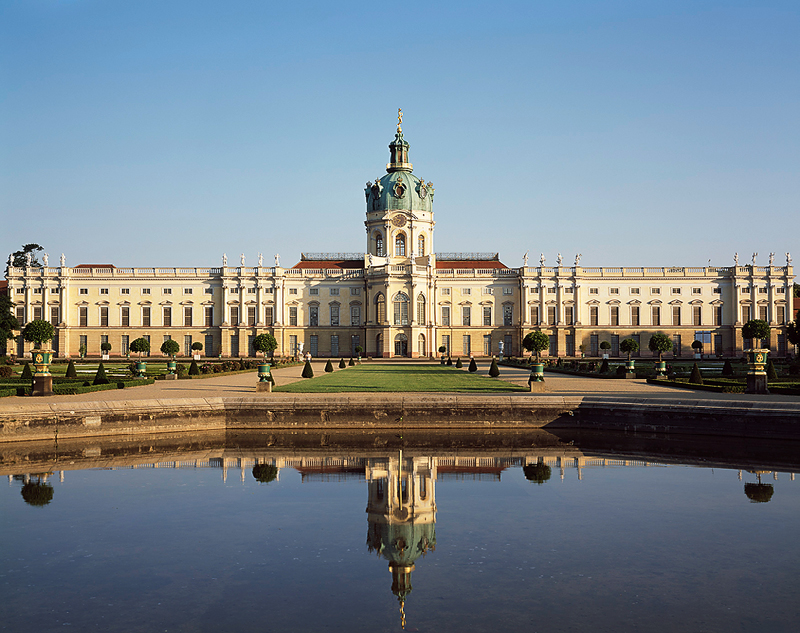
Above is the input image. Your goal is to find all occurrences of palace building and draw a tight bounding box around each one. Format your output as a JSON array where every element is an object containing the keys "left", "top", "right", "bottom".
[{"left": 5, "top": 116, "right": 796, "bottom": 359}]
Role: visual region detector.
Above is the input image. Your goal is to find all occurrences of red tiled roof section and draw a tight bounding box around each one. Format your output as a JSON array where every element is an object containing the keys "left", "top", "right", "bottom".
[
  {"left": 292, "top": 260, "right": 364, "bottom": 270},
  {"left": 74, "top": 264, "right": 116, "bottom": 269},
  {"left": 436, "top": 260, "right": 507, "bottom": 269},
  {"left": 0, "top": 280, "right": 7, "bottom": 296}
]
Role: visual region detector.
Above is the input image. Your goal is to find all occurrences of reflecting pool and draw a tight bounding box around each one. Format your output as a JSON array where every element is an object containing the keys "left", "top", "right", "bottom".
[{"left": 2, "top": 433, "right": 799, "bottom": 633}]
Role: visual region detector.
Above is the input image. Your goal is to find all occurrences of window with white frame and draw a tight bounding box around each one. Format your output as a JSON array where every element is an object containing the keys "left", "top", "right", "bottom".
[
  {"left": 441, "top": 305, "right": 450, "bottom": 326},
  {"left": 309, "top": 288, "right": 319, "bottom": 295},
  {"left": 482, "top": 287, "right": 492, "bottom": 295},
  {"left": 503, "top": 305, "right": 513, "bottom": 326},
  {"left": 350, "top": 305, "right": 361, "bottom": 326},
  {"left": 330, "top": 288, "right": 340, "bottom": 296},
  {"left": 184, "top": 288, "right": 193, "bottom": 294},
  {"left": 121, "top": 288, "right": 130, "bottom": 295},
  {"left": 503, "top": 287, "right": 513, "bottom": 295},
  {"left": 142, "top": 288, "right": 151, "bottom": 295},
  {"left": 350, "top": 287, "right": 361, "bottom": 295},
  {"left": 441, "top": 288, "right": 450, "bottom": 295},
  {"left": 483, "top": 306, "right": 492, "bottom": 326},
  {"left": 100, "top": 288, "right": 109, "bottom": 295},
  {"left": 589, "top": 288, "right": 598, "bottom": 294},
  {"left": 461, "top": 288, "right": 471, "bottom": 295}
]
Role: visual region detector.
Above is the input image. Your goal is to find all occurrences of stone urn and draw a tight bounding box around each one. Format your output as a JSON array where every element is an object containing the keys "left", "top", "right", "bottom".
[
  {"left": 31, "top": 348, "right": 54, "bottom": 376},
  {"left": 625, "top": 359, "right": 635, "bottom": 372},
  {"left": 529, "top": 362, "right": 544, "bottom": 382},
  {"left": 745, "top": 348, "right": 769, "bottom": 394},
  {"left": 654, "top": 361, "right": 667, "bottom": 377},
  {"left": 257, "top": 363, "right": 272, "bottom": 382},
  {"left": 135, "top": 361, "right": 147, "bottom": 378}
]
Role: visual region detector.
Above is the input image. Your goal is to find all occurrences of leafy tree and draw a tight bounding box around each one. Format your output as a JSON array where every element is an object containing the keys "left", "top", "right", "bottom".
[
  {"left": 324, "top": 359, "right": 334, "bottom": 372},
  {"left": 65, "top": 359, "right": 78, "bottom": 378},
  {"left": 191, "top": 341, "right": 203, "bottom": 352},
  {"left": 301, "top": 359, "right": 314, "bottom": 378},
  {"left": 689, "top": 362, "right": 703, "bottom": 385},
  {"left": 468, "top": 357, "right": 477, "bottom": 372},
  {"left": 21, "top": 320, "right": 54, "bottom": 349},
  {"left": 522, "top": 331, "right": 549, "bottom": 361},
  {"left": 93, "top": 362, "right": 110, "bottom": 385},
  {"left": 130, "top": 337, "right": 150, "bottom": 357},
  {"left": 160, "top": 339, "right": 180, "bottom": 357},
  {"left": 188, "top": 359, "right": 200, "bottom": 375},
  {"left": 21, "top": 362, "right": 32, "bottom": 379},
  {"left": 741, "top": 319, "right": 770, "bottom": 344},
  {"left": 438, "top": 345, "right": 446, "bottom": 355},
  {"left": 600, "top": 340, "right": 611, "bottom": 353},
  {"left": 6, "top": 243, "right": 44, "bottom": 275},
  {"left": 722, "top": 358, "right": 735, "bottom": 377},
  {"left": 355, "top": 345, "right": 364, "bottom": 356},
  {"left": 488, "top": 358, "right": 500, "bottom": 377},
  {"left": 253, "top": 333, "right": 278, "bottom": 358},
  {"left": 691, "top": 340, "right": 703, "bottom": 353},
  {"left": 786, "top": 310, "right": 800, "bottom": 348},
  {"left": 648, "top": 332, "right": 672, "bottom": 361},
  {"left": 620, "top": 338, "right": 639, "bottom": 360},
  {"left": 0, "top": 295, "right": 19, "bottom": 354},
  {"left": 252, "top": 464, "right": 279, "bottom": 483},
  {"left": 339, "top": 358, "right": 346, "bottom": 369},
  {"left": 523, "top": 461, "right": 551, "bottom": 485},
  {"left": 744, "top": 483, "right": 774, "bottom": 503},
  {"left": 100, "top": 342, "right": 112, "bottom": 353},
  {"left": 455, "top": 357, "right": 463, "bottom": 368},
  {"left": 21, "top": 480, "right": 54, "bottom": 506},
  {"left": 794, "top": 282, "right": 800, "bottom": 298}
]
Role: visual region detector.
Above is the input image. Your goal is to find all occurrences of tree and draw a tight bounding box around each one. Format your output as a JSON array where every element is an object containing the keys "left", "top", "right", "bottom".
[
  {"left": 339, "top": 358, "right": 346, "bottom": 369},
  {"left": 689, "top": 362, "right": 703, "bottom": 385},
  {"left": 324, "top": 359, "right": 334, "bottom": 372},
  {"left": 6, "top": 243, "right": 44, "bottom": 275},
  {"left": 65, "top": 359, "right": 78, "bottom": 378},
  {"left": 188, "top": 359, "right": 200, "bottom": 375},
  {"left": 648, "top": 332, "right": 672, "bottom": 361},
  {"left": 100, "top": 342, "right": 112, "bottom": 354},
  {"left": 722, "top": 359, "right": 734, "bottom": 377},
  {"left": 191, "top": 341, "right": 203, "bottom": 353},
  {"left": 253, "top": 333, "right": 278, "bottom": 358},
  {"left": 252, "top": 464, "right": 279, "bottom": 483},
  {"left": 455, "top": 357, "right": 463, "bottom": 368},
  {"left": 21, "top": 480, "right": 54, "bottom": 506},
  {"left": 130, "top": 337, "right": 150, "bottom": 358},
  {"left": 468, "top": 357, "right": 477, "bottom": 372},
  {"left": 691, "top": 340, "right": 703, "bottom": 354},
  {"left": 794, "top": 282, "right": 800, "bottom": 298},
  {"left": 355, "top": 345, "right": 364, "bottom": 357},
  {"left": 744, "top": 483, "right": 774, "bottom": 503},
  {"left": 21, "top": 320, "right": 54, "bottom": 349},
  {"left": 620, "top": 338, "right": 639, "bottom": 360},
  {"left": 522, "top": 331, "right": 549, "bottom": 361},
  {"left": 160, "top": 339, "right": 180, "bottom": 357},
  {"left": 742, "top": 319, "right": 770, "bottom": 346},
  {"left": 786, "top": 310, "right": 800, "bottom": 348},
  {"left": 21, "top": 362, "right": 32, "bottom": 379},
  {"left": 599, "top": 341, "right": 611, "bottom": 356},
  {"left": 93, "top": 362, "right": 110, "bottom": 385},
  {"left": 301, "top": 359, "right": 314, "bottom": 378},
  {"left": 488, "top": 358, "right": 500, "bottom": 377},
  {"left": 598, "top": 358, "right": 609, "bottom": 373},
  {"left": 523, "top": 461, "right": 551, "bottom": 485},
  {"left": 0, "top": 295, "right": 19, "bottom": 355},
  {"left": 766, "top": 360, "right": 778, "bottom": 381}
]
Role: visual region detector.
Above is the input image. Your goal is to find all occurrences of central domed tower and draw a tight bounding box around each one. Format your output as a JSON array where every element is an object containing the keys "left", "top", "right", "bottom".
[{"left": 364, "top": 110, "right": 435, "bottom": 261}]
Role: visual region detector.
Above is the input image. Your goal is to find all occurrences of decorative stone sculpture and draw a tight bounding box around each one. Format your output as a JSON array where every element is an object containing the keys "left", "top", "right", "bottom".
[
  {"left": 574, "top": 253, "right": 581, "bottom": 266},
  {"left": 787, "top": 252, "right": 792, "bottom": 265},
  {"left": 539, "top": 253, "right": 545, "bottom": 267},
  {"left": 240, "top": 253, "right": 246, "bottom": 266},
  {"left": 523, "top": 251, "right": 529, "bottom": 267},
  {"left": 734, "top": 253, "right": 739, "bottom": 266},
  {"left": 557, "top": 253, "right": 563, "bottom": 266},
  {"left": 60, "top": 253, "right": 65, "bottom": 267},
  {"left": 258, "top": 253, "right": 263, "bottom": 267},
  {"left": 42, "top": 253, "right": 48, "bottom": 267},
  {"left": 275, "top": 253, "right": 280, "bottom": 267},
  {"left": 222, "top": 253, "right": 227, "bottom": 266},
  {"left": 769, "top": 252, "right": 775, "bottom": 266},
  {"left": 751, "top": 252, "right": 758, "bottom": 266},
  {"left": 25, "top": 253, "right": 31, "bottom": 267}
]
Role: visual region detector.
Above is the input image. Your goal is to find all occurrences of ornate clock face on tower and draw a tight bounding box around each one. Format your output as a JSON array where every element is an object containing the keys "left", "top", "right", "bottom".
[{"left": 391, "top": 214, "right": 407, "bottom": 228}]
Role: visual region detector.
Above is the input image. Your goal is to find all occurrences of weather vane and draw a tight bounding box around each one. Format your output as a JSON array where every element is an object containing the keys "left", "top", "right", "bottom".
[{"left": 397, "top": 108, "right": 403, "bottom": 133}]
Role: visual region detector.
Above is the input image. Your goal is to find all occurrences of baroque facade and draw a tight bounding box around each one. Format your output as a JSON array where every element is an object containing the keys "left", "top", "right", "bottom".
[{"left": 5, "top": 118, "right": 795, "bottom": 359}]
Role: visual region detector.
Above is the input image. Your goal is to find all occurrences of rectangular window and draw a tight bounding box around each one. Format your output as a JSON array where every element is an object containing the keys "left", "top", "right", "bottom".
[
  {"left": 264, "top": 306, "right": 273, "bottom": 325},
  {"left": 230, "top": 334, "right": 239, "bottom": 357},
  {"left": 100, "top": 288, "right": 109, "bottom": 295},
  {"left": 759, "top": 287, "right": 767, "bottom": 294},
  {"left": 50, "top": 307, "right": 59, "bottom": 325},
  {"left": 33, "top": 306, "right": 42, "bottom": 321},
  {"left": 504, "top": 305, "right": 513, "bottom": 326},
  {"left": 351, "top": 335, "right": 360, "bottom": 355},
  {"left": 742, "top": 287, "right": 751, "bottom": 294},
  {"left": 611, "top": 334, "right": 619, "bottom": 357},
  {"left": 547, "top": 287, "right": 556, "bottom": 294},
  {"left": 184, "top": 288, "right": 193, "bottom": 295},
  {"left": 483, "top": 306, "right": 492, "bottom": 326},
  {"left": 692, "top": 288, "right": 701, "bottom": 295},
  {"left": 331, "top": 335, "right": 339, "bottom": 357},
  {"left": 100, "top": 306, "right": 109, "bottom": 327},
  {"left": 289, "top": 335, "right": 298, "bottom": 355},
  {"left": 309, "top": 288, "right": 319, "bottom": 295},
  {"left": 610, "top": 288, "right": 619, "bottom": 295},
  {"left": 672, "top": 288, "right": 681, "bottom": 295},
  {"left": 651, "top": 288, "right": 661, "bottom": 295},
  {"left": 247, "top": 306, "right": 256, "bottom": 326},
  {"left": 610, "top": 306, "right": 619, "bottom": 326},
  {"left": 742, "top": 305, "right": 751, "bottom": 323},
  {"left": 184, "top": 335, "right": 192, "bottom": 356},
  {"left": 652, "top": 306, "right": 661, "bottom": 326},
  {"left": 564, "top": 287, "right": 574, "bottom": 294},
  {"left": 441, "top": 306, "right": 450, "bottom": 326},
  {"left": 759, "top": 306, "right": 768, "bottom": 321},
  {"left": 565, "top": 305, "right": 574, "bottom": 325},
  {"left": 549, "top": 334, "right": 557, "bottom": 357},
  {"left": 185, "top": 306, "right": 193, "bottom": 327},
  {"left": 565, "top": 334, "right": 575, "bottom": 356},
  {"left": 482, "top": 288, "right": 492, "bottom": 295},
  {"left": 289, "top": 288, "right": 298, "bottom": 295},
  {"left": 590, "top": 334, "right": 598, "bottom": 356},
  {"left": 163, "top": 288, "right": 172, "bottom": 295},
  {"left": 547, "top": 306, "right": 556, "bottom": 326},
  {"left": 289, "top": 306, "right": 298, "bottom": 326},
  {"left": 590, "top": 306, "right": 598, "bottom": 326},
  {"left": 777, "top": 306, "right": 786, "bottom": 324},
  {"left": 330, "top": 288, "right": 339, "bottom": 296},
  {"left": 121, "top": 335, "right": 129, "bottom": 355},
  {"left": 777, "top": 287, "right": 785, "bottom": 295},
  {"left": 461, "top": 306, "right": 471, "bottom": 326},
  {"left": 630, "top": 288, "right": 640, "bottom": 295},
  {"left": 121, "top": 306, "right": 130, "bottom": 327},
  {"left": 713, "top": 288, "right": 722, "bottom": 294},
  {"left": 163, "top": 307, "right": 172, "bottom": 327},
  {"left": 204, "top": 306, "right": 213, "bottom": 327},
  {"left": 142, "top": 288, "right": 151, "bottom": 295},
  {"left": 530, "top": 305, "right": 539, "bottom": 324},
  {"left": 247, "top": 288, "right": 256, "bottom": 294},
  {"left": 16, "top": 306, "right": 25, "bottom": 326},
  {"left": 121, "top": 288, "right": 130, "bottom": 295},
  {"left": 483, "top": 334, "right": 491, "bottom": 355},
  {"left": 631, "top": 306, "right": 640, "bottom": 326},
  {"left": 350, "top": 287, "right": 360, "bottom": 295},
  {"left": 503, "top": 287, "right": 513, "bottom": 295},
  {"left": 590, "top": 288, "right": 598, "bottom": 295},
  {"left": 204, "top": 288, "right": 213, "bottom": 294},
  {"left": 230, "top": 306, "right": 239, "bottom": 325},
  {"left": 79, "top": 288, "right": 88, "bottom": 295},
  {"left": 672, "top": 306, "right": 681, "bottom": 326},
  {"left": 100, "top": 334, "right": 108, "bottom": 351},
  {"left": 714, "top": 305, "right": 723, "bottom": 326},
  {"left": 142, "top": 307, "right": 151, "bottom": 327},
  {"left": 79, "top": 335, "right": 87, "bottom": 354},
  {"left": 204, "top": 334, "right": 214, "bottom": 356},
  {"left": 441, "top": 288, "right": 450, "bottom": 296},
  {"left": 693, "top": 306, "right": 702, "bottom": 326},
  {"left": 329, "top": 305, "right": 339, "bottom": 326},
  {"left": 310, "top": 335, "right": 318, "bottom": 356},
  {"left": 350, "top": 305, "right": 360, "bottom": 326},
  {"left": 441, "top": 334, "right": 450, "bottom": 355},
  {"left": 462, "top": 334, "right": 471, "bottom": 355},
  {"left": 462, "top": 288, "right": 471, "bottom": 296},
  {"left": 394, "top": 300, "right": 408, "bottom": 326},
  {"left": 673, "top": 334, "right": 682, "bottom": 357}
]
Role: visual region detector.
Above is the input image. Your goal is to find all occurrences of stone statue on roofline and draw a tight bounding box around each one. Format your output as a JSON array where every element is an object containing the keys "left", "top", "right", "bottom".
[
  {"left": 733, "top": 252, "right": 739, "bottom": 266},
  {"left": 25, "top": 252, "right": 31, "bottom": 267},
  {"left": 222, "top": 253, "right": 227, "bottom": 266},
  {"left": 769, "top": 252, "right": 775, "bottom": 266},
  {"left": 574, "top": 253, "right": 581, "bottom": 267},
  {"left": 523, "top": 251, "right": 529, "bottom": 267},
  {"left": 240, "top": 253, "right": 246, "bottom": 266},
  {"left": 42, "top": 253, "right": 48, "bottom": 267},
  {"left": 787, "top": 252, "right": 792, "bottom": 265},
  {"left": 275, "top": 253, "right": 280, "bottom": 267},
  {"left": 60, "top": 253, "right": 65, "bottom": 267},
  {"left": 751, "top": 252, "right": 758, "bottom": 266},
  {"left": 539, "top": 253, "right": 545, "bottom": 267},
  {"left": 557, "top": 253, "right": 563, "bottom": 266},
  {"left": 258, "top": 253, "right": 263, "bottom": 267}
]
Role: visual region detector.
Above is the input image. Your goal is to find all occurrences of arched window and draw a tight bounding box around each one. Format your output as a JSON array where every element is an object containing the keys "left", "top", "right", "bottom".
[
  {"left": 375, "top": 293, "right": 386, "bottom": 323},
  {"left": 418, "top": 333, "right": 426, "bottom": 357},
  {"left": 418, "top": 234, "right": 425, "bottom": 256},
  {"left": 375, "top": 232, "right": 384, "bottom": 257},
  {"left": 395, "top": 233, "right": 406, "bottom": 257},
  {"left": 393, "top": 292, "right": 409, "bottom": 325},
  {"left": 417, "top": 294, "right": 426, "bottom": 324}
]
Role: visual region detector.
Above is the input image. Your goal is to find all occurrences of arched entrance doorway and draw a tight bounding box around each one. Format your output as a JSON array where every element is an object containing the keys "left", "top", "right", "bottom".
[
  {"left": 418, "top": 333, "right": 426, "bottom": 357},
  {"left": 394, "top": 333, "right": 408, "bottom": 357}
]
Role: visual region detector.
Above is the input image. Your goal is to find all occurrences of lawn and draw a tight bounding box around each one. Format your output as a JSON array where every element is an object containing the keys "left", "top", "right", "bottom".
[{"left": 274, "top": 363, "right": 527, "bottom": 393}]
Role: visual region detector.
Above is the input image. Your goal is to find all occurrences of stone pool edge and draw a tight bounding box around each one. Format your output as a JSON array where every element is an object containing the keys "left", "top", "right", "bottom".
[{"left": 1, "top": 394, "right": 799, "bottom": 443}]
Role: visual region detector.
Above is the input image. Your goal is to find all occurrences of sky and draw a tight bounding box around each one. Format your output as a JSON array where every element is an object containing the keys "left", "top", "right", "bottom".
[{"left": 2, "top": 0, "right": 798, "bottom": 269}]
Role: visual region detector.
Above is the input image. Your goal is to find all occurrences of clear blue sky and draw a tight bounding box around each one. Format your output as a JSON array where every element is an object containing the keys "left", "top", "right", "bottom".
[{"left": 2, "top": 0, "right": 798, "bottom": 269}]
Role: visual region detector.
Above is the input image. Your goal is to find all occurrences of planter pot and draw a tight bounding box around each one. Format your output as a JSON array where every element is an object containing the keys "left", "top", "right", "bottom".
[
  {"left": 102, "top": 354, "right": 110, "bottom": 360},
  {"left": 654, "top": 361, "right": 667, "bottom": 377},
  {"left": 745, "top": 349, "right": 769, "bottom": 376},
  {"left": 193, "top": 354, "right": 201, "bottom": 361},
  {"left": 135, "top": 361, "right": 147, "bottom": 378},
  {"left": 529, "top": 363, "right": 545, "bottom": 382},
  {"left": 257, "top": 363, "right": 272, "bottom": 382},
  {"left": 167, "top": 360, "right": 177, "bottom": 375},
  {"left": 602, "top": 353, "right": 609, "bottom": 359},
  {"left": 31, "top": 349, "right": 54, "bottom": 377},
  {"left": 625, "top": 359, "right": 635, "bottom": 372}
]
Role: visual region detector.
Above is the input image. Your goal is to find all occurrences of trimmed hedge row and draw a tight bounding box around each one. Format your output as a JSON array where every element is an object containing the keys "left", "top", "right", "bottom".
[{"left": 0, "top": 378, "right": 156, "bottom": 397}]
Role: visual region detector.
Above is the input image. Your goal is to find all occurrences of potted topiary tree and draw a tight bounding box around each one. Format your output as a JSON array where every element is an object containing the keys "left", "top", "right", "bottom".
[
  {"left": 648, "top": 332, "right": 672, "bottom": 378},
  {"left": 130, "top": 337, "right": 150, "bottom": 377},
  {"left": 21, "top": 319, "right": 56, "bottom": 396},
  {"left": 742, "top": 319, "right": 771, "bottom": 394},
  {"left": 438, "top": 345, "right": 446, "bottom": 364},
  {"left": 79, "top": 344, "right": 87, "bottom": 359},
  {"left": 191, "top": 341, "right": 203, "bottom": 360},
  {"left": 253, "top": 333, "right": 278, "bottom": 391},
  {"left": 355, "top": 345, "right": 364, "bottom": 363},
  {"left": 691, "top": 339, "right": 703, "bottom": 359},
  {"left": 599, "top": 340, "right": 611, "bottom": 359},
  {"left": 523, "top": 331, "right": 549, "bottom": 385},
  {"left": 619, "top": 338, "right": 639, "bottom": 376},
  {"left": 100, "top": 341, "right": 111, "bottom": 360},
  {"left": 160, "top": 339, "right": 180, "bottom": 378}
]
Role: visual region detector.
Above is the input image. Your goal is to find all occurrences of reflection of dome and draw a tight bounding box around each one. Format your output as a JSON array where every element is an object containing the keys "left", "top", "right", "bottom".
[
  {"left": 365, "top": 130, "right": 434, "bottom": 214},
  {"left": 367, "top": 520, "right": 436, "bottom": 570}
]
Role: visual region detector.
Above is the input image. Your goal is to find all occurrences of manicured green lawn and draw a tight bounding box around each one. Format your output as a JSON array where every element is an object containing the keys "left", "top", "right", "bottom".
[{"left": 274, "top": 363, "right": 527, "bottom": 393}]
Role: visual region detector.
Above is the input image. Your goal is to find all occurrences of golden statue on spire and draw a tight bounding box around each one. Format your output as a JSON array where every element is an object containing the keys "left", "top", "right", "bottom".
[{"left": 397, "top": 108, "right": 403, "bottom": 133}]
